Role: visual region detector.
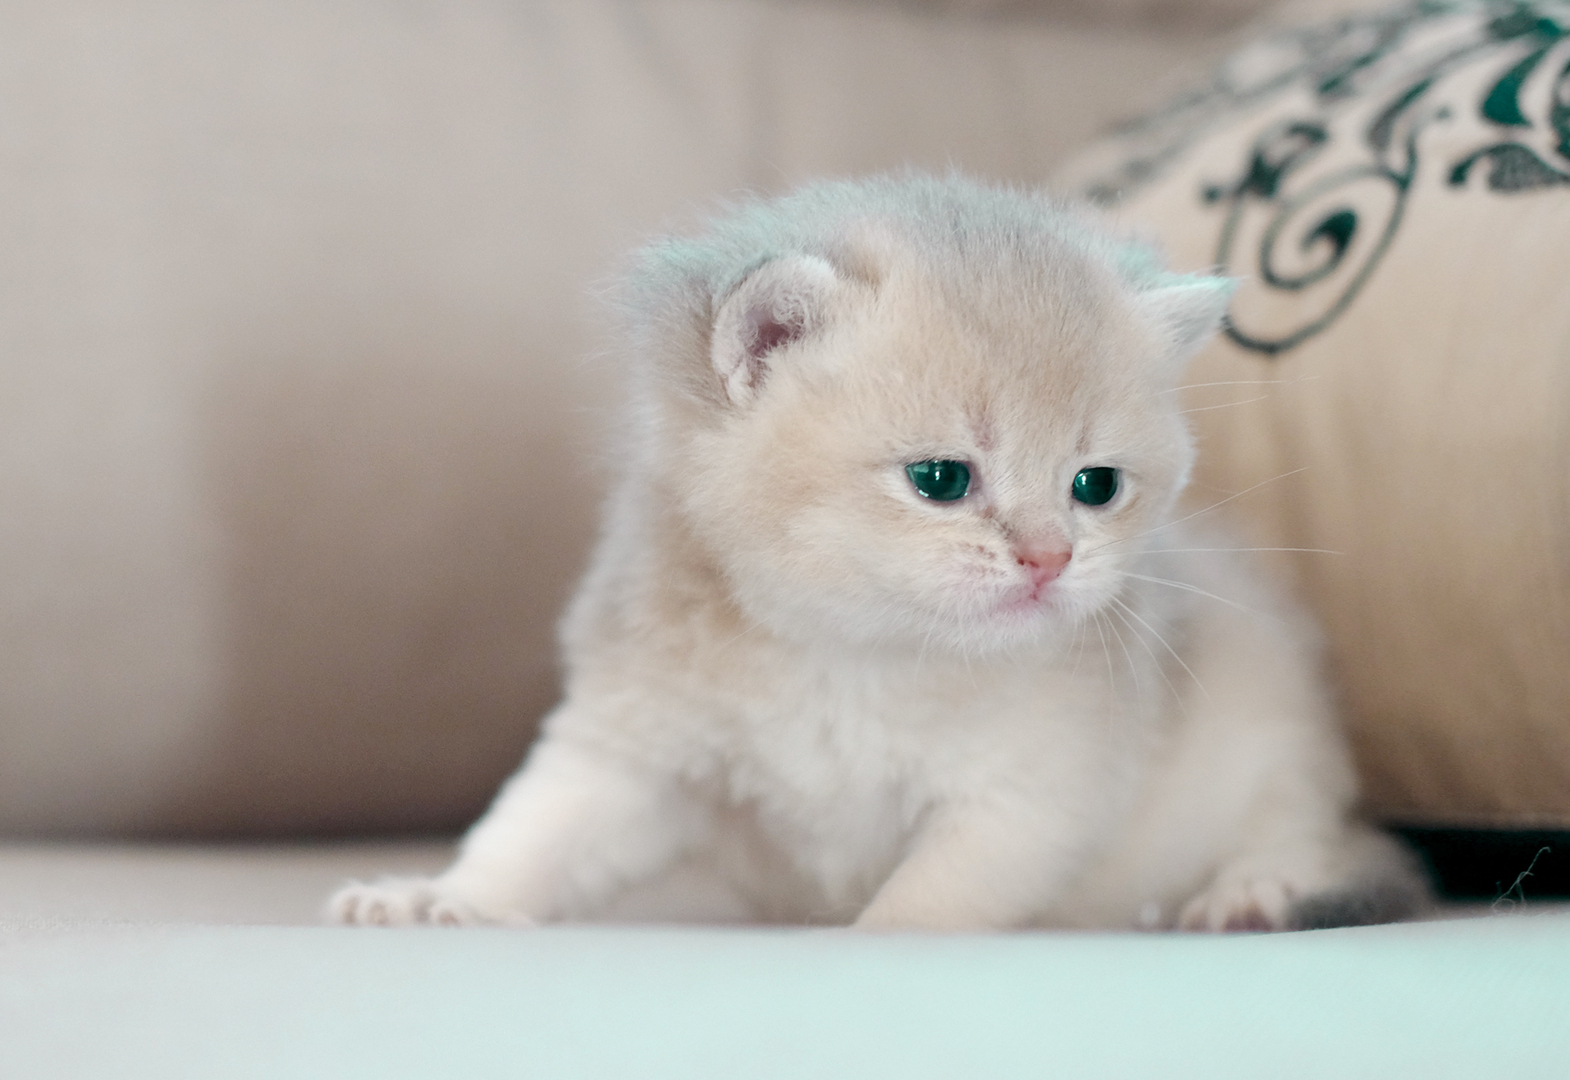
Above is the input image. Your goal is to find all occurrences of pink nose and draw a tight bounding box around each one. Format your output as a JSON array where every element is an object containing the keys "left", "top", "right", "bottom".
[{"left": 1017, "top": 545, "right": 1072, "bottom": 590}]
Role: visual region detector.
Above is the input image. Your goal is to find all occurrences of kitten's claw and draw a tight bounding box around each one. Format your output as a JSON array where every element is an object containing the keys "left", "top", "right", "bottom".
[
  {"left": 1178, "top": 876, "right": 1295, "bottom": 932},
  {"left": 327, "top": 877, "right": 491, "bottom": 927}
]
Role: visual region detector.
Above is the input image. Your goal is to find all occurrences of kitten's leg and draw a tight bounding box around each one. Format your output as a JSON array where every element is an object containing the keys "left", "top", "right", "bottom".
[
  {"left": 1177, "top": 821, "right": 1428, "bottom": 932},
  {"left": 853, "top": 802, "right": 1082, "bottom": 931},
  {"left": 328, "top": 733, "right": 708, "bottom": 926},
  {"left": 1147, "top": 578, "right": 1429, "bottom": 931}
]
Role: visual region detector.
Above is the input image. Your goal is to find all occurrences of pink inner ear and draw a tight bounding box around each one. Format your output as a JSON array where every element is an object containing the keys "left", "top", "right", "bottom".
[{"left": 746, "top": 305, "right": 801, "bottom": 358}]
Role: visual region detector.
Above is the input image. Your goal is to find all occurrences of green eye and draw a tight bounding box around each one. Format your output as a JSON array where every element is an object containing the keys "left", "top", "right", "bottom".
[
  {"left": 906, "top": 459, "right": 971, "bottom": 501},
  {"left": 1072, "top": 467, "right": 1119, "bottom": 506}
]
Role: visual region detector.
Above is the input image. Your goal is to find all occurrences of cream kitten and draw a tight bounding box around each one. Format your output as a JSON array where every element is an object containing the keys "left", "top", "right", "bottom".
[{"left": 330, "top": 175, "right": 1426, "bottom": 932}]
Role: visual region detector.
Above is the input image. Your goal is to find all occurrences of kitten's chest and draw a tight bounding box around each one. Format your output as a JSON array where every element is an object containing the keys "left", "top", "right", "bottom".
[
  {"left": 711, "top": 657, "right": 1046, "bottom": 910},
  {"left": 708, "top": 666, "right": 917, "bottom": 900}
]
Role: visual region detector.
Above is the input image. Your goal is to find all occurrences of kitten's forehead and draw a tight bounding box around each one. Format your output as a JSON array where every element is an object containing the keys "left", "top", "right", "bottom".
[{"left": 839, "top": 228, "right": 1158, "bottom": 437}]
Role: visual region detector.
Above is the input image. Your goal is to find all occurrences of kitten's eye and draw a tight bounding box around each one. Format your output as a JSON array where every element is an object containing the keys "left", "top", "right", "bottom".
[
  {"left": 906, "top": 460, "right": 971, "bottom": 501},
  {"left": 1072, "top": 467, "right": 1119, "bottom": 506}
]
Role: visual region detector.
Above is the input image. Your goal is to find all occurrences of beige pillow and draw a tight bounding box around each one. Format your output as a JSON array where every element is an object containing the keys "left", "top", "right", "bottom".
[{"left": 1060, "top": 0, "right": 1570, "bottom": 827}]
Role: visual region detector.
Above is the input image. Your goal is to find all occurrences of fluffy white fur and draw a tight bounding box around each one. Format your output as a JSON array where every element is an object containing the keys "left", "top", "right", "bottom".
[{"left": 330, "top": 175, "right": 1426, "bottom": 932}]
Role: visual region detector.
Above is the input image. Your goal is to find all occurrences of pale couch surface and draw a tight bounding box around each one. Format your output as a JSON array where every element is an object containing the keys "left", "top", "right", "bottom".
[
  {"left": 7, "top": 908, "right": 1569, "bottom": 1078},
  {"left": 0, "top": 841, "right": 451, "bottom": 927}
]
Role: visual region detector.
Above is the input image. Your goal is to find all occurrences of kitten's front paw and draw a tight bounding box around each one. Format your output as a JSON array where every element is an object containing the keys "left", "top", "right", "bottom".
[
  {"left": 327, "top": 877, "right": 500, "bottom": 927},
  {"left": 1178, "top": 876, "right": 1294, "bottom": 933}
]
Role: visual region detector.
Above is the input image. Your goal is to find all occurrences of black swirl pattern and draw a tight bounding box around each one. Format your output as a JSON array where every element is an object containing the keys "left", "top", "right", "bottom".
[{"left": 1084, "top": 1, "right": 1570, "bottom": 357}]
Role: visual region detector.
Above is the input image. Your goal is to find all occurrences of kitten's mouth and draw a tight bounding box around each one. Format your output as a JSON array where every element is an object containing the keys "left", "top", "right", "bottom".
[
  {"left": 996, "top": 579, "right": 1062, "bottom": 619},
  {"left": 995, "top": 552, "right": 1070, "bottom": 618}
]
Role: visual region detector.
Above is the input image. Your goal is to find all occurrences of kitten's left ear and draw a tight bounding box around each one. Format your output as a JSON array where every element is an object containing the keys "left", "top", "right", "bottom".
[
  {"left": 1136, "top": 273, "right": 1237, "bottom": 365},
  {"left": 711, "top": 255, "right": 841, "bottom": 406}
]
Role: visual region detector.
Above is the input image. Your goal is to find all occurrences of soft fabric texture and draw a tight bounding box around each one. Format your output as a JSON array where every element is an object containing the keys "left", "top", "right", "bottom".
[
  {"left": 1059, "top": 0, "right": 1570, "bottom": 828},
  {"left": 0, "top": 0, "right": 1237, "bottom": 837}
]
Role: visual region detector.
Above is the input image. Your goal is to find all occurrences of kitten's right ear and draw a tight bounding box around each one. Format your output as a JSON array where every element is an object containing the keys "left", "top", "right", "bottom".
[
  {"left": 1135, "top": 273, "right": 1237, "bottom": 365},
  {"left": 711, "top": 255, "right": 840, "bottom": 406}
]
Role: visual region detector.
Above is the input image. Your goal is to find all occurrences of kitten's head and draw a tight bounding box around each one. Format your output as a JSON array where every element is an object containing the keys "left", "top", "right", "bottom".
[{"left": 623, "top": 176, "right": 1233, "bottom": 654}]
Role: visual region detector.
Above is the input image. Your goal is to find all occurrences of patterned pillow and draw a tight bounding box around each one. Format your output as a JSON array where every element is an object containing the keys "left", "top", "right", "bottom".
[{"left": 1061, "top": 0, "right": 1570, "bottom": 831}]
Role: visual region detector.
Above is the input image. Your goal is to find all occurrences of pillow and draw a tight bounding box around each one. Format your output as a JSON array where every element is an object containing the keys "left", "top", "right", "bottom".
[{"left": 1059, "top": 0, "right": 1570, "bottom": 828}]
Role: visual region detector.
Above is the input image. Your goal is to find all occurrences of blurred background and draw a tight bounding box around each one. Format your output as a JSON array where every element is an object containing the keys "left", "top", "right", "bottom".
[{"left": 1, "top": 0, "right": 1279, "bottom": 839}]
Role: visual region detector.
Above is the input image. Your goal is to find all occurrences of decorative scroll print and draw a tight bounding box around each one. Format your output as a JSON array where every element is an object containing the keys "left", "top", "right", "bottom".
[{"left": 1085, "top": 1, "right": 1570, "bottom": 357}]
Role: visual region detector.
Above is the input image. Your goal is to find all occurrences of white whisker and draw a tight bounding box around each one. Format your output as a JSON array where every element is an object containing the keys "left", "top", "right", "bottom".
[
  {"left": 1104, "top": 606, "right": 1142, "bottom": 706},
  {"left": 1097, "top": 467, "right": 1311, "bottom": 552},
  {"left": 1134, "top": 547, "right": 1342, "bottom": 556},
  {"left": 1179, "top": 394, "right": 1270, "bottom": 414},
  {"left": 1109, "top": 593, "right": 1212, "bottom": 705},
  {"left": 943, "top": 608, "right": 980, "bottom": 686},
  {"left": 1092, "top": 612, "right": 1120, "bottom": 722},
  {"left": 1092, "top": 612, "right": 1116, "bottom": 698},
  {"left": 1160, "top": 376, "right": 1318, "bottom": 394},
  {"left": 1109, "top": 600, "right": 1186, "bottom": 717},
  {"left": 714, "top": 617, "right": 763, "bottom": 652},
  {"left": 1121, "top": 572, "right": 1273, "bottom": 622}
]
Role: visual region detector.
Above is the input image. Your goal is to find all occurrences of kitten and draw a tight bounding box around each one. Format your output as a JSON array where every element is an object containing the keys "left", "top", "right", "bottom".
[{"left": 329, "top": 174, "right": 1427, "bottom": 931}]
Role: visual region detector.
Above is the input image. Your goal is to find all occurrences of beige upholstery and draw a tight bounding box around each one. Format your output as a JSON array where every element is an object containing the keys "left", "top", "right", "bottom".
[
  {"left": 0, "top": 841, "right": 451, "bottom": 926},
  {"left": 0, "top": 0, "right": 1242, "bottom": 836}
]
